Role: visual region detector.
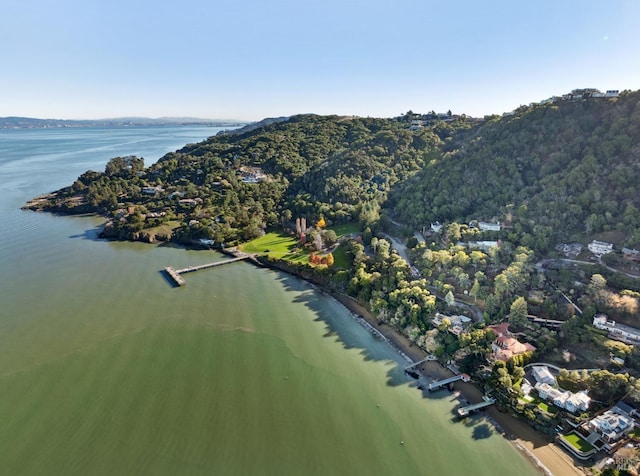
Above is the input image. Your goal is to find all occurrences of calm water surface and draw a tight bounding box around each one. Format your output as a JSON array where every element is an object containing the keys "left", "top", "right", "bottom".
[{"left": 0, "top": 126, "right": 540, "bottom": 475}]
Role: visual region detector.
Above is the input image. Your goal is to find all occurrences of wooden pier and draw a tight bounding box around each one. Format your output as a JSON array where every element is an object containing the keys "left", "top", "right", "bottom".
[
  {"left": 404, "top": 355, "right": 437, "bottom": 371},
  {"left": 457, "top": 396, "right": 495, "bottom": 417},
  {"left": 427, "top": 373, "right": 471, "bottom": 392},
  {"left": 164, "top": 255, "right": 251, "bottom": 286}
]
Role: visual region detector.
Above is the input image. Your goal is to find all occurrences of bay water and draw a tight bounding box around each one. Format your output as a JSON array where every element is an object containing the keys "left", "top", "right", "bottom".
[{"left": 0, "top": 126, "right": 540, "bottom": 475}]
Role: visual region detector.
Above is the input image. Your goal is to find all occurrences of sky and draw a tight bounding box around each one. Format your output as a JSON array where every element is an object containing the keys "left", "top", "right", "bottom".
[{"left": 1, "top": 0, "right": 639, "bottom": 121}]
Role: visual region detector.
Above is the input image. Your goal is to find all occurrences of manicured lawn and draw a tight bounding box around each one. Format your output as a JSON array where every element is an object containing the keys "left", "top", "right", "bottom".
[
  {"left": 564, "top": 432, "right": 594, "bottom": 452},
  {"left": 537, "top": 400, "right": 558, "bottom": 414},
  {"left": 332, "top": 246, "right": 349, "bottom": 269},
  {"left": 240, "top": 224, "right": 359, "bottom": 267},
  {"left": 240, "top": 231, "right": 299, "bottom": 256},
  {"left": 528, "top": 395, "right": 558, "bottom": 414},
  {"left": 329, "top": 223, "right": 360, "bottom": 238}
]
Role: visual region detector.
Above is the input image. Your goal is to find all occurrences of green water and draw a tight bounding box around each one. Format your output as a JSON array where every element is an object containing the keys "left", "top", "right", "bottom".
[{"left": 0, "top": 127, "right": 540, "bottom": 475}]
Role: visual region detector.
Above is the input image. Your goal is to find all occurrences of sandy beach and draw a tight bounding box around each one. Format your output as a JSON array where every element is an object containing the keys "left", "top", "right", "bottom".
[{"left": 329, "top": 292, "right": 587, "bottom": 476}]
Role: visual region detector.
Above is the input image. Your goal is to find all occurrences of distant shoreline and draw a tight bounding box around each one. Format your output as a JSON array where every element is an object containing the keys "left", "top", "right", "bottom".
[{"left": 0, "top": 117, "right": 245, "bottom": 130}]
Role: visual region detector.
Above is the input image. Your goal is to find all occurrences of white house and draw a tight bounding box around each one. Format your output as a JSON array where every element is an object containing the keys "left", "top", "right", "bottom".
[
  {"left": 588, "top": 240, "right": 613, "bottom": 256},
  {"left": 588, "top": 409, "right": 634, "bottom": 443},
  {"left": 532, "top": 366, "right": 555, "bottom": 385},
  {"left": 605, "top": 90, "right": 620, "bottom": 97},
  {"left": 431, "top": 221, "right": 443, "bottom": 232},
  {"left": 593, "top": 315, "right": 640, "bottom": 343},
  {"left": 142, "top": 186, "right": 164, "bottom": 195},
  {"left": 478, "top": 221, "right": 501, "bottom": 232},
  {"left": 466, "top": 241, "right": 499, "bottom": 251},
  {"left": 593, "top": 314, "right": 616, "bottom": 330},
  {"left": 535, "top": 382, "right": 590, "bottom": 414},
  {"left": 565, "top": 392, "right": 590, "bottom": 413}
]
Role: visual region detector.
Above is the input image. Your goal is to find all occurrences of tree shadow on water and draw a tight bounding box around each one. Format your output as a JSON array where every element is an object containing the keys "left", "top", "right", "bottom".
[
  {"left": 272, "top": 271, "right": 410, "bottom": 387},
  {"left": 472, "top": 423, "right": 494, "bottom": 440},
  {"left": 453, "top": 413, "right": 495, "bottom": 440}
]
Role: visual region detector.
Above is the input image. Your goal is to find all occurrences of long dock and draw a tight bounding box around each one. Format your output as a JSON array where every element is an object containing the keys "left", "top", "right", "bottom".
[
  {"left": 175, "top": 256, "right": 249, "bottom": 274},
  {"left": 427, "top": 373, "right": 470, "bottom": 392},
  {"left": 457, "top": 396, "right": 495, "bottom": 417},
  {"left": 164, "top": 255, "right": 251, "bottom": 286}
]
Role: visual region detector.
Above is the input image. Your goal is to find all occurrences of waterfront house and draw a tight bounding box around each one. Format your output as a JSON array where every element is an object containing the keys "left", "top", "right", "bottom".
[
  {"left": 535, "top": 382, "right": 590, "bottom": 413},
  {"left": 565, "top": 392, "right": 591, "bottom": 413},
  {"left": 489, "top": 323, "right": 536, "bottom": 362},
  {"left": 432, "top": 313, "right": 472, "bottom": 336},
  {"left": 588, "top": 409, "right": 634, "bottom": 445}
]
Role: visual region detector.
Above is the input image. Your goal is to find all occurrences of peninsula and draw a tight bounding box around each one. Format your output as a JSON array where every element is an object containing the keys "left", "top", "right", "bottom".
[{"left": 25, "top": 88, "right": 640, "bottom": 474}]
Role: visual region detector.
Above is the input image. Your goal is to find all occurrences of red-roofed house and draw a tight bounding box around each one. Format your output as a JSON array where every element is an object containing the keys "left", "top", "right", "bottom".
[{"left": 488, "top": 323, "right": 536, "bottom": 362}]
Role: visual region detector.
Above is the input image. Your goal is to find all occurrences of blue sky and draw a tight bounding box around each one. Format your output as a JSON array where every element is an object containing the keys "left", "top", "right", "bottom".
[{"left": 1, "top": 0, "right": 639, "bottom": 121}]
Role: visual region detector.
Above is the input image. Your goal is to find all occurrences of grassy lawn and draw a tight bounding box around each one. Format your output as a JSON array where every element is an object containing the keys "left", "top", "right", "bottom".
[
  {"left": 332, "top": 246, "right": 349, "bottom": 268},
  {"left": 528, "top": 395, "right": 558, "bottom": 414},
  {"left": 564, "top": 432, "right": 594, "bottom": 452},
  {"left": 240, "top": 231, "right": 299, "bottom": 256},
  {"left": 240, "top": 224, "right": 359, "bottom": 267},
  {"left": 141, "top": 220, "right": 181, "bottom": 239},
  {"left": 329, "top": 223, "right": 360, "bottom": 238},
  {"left": 537, "top": 400, "right": 557, "bottom": 413}
]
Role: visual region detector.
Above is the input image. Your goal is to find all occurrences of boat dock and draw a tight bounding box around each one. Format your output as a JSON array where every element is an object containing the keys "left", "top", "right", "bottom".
[
  {"left": 404, "top": 355, "right": 437, "bottom": 371},
  {"left": 427, "top": 373, "right": 470, "bottom": 392},
  {"left": 164, "top": 255, "right": 251, "bottom": 286},
  {"left": 457, "top": 396, "right": 495, "bottom": 417}
]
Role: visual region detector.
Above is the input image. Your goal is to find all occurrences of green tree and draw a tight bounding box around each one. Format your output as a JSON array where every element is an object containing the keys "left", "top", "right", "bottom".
[
  {"left": 509, "top": 296, "right": 529, "bottom": 330},
  {"left": 445, "top": 290, "right": 455, "bottom": 308}
]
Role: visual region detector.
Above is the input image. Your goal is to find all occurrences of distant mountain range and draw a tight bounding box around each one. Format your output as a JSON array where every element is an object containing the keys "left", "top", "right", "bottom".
[{"left": 0, "top": 116, "right": 247, "bottom": 129}]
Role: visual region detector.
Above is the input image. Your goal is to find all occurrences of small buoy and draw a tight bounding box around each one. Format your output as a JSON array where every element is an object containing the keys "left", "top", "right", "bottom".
[
  {"left": 285, "top": 376, "right": 288, "bottom": 380},
  {"left": 377, "top": 404, "right": 380, "bottom": 408},
  {"left": 400, "top": 441, "right": 404, "bottom": 445}
]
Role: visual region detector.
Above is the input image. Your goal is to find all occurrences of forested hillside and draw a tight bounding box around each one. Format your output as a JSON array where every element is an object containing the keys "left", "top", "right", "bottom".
[
  {"left": 390, "top": 90, "right": 640, "bottom": 250},
  {"left": 27, "top": 114, "right": 458, "bottom": 242},
  {"left": 27, "top": 90, "right": 640, "bottom": 250}
]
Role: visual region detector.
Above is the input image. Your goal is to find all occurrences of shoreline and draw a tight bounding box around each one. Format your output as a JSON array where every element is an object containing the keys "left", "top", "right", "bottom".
[
  {"left": 253, "top": 254, "right": 585, "bottom": 475},
  {"left": 325, "top": 289, "right": 586, "bottom": 476}
]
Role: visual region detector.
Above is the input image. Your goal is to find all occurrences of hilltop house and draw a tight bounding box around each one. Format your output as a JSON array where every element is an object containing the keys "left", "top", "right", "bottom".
[
  {"left": 622, "top": 247, "right": 640, "bottom": 262},
  {"left": 478, "top": 221, "right": 501, "bottom": 232},
  {"left": 464, "top": 240, "right": 499, "bottom": 251},
  {"left": 588, "top": 240, "right": 613, "bottom": 256},
  {"left": 142, "top": 186, "right": 164, "bottom": 195},
  {"left": 593, "top": 315, "right": 640, "bottom": 343}
]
